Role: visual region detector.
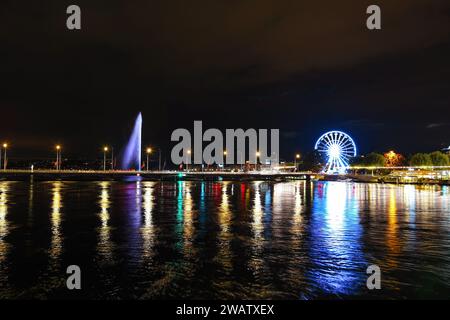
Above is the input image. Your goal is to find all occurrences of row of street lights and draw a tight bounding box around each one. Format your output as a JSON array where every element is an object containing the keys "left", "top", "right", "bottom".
[
  {"left": 103, "top": 145, "right": 159, "bottom": 171},
  {"left": 181, "top": 150, "right": 300, "bottom": 171},
  {"left": 0, "top": 143, "right": 301, "bottom": 172},
  {"left": 1, "top": 143, "right": 63, "bottom": 171},
  {"left": 55, "top": 144, "right": 161, "bottom": 171},
  {"left": 1, "top": 143, "right": 108, "bottom": 171}
]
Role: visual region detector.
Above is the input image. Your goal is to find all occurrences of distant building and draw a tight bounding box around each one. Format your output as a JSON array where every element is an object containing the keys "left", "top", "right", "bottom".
[{"left": 442, "top": 146, "right": 450, "bottom": 155}]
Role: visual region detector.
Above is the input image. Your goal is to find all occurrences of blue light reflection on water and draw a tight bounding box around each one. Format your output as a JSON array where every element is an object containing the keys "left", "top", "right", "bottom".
[
  {"left": 199, "top": 182, "right": 206, "bottom": 226},
  {"left": 175, "top": 181, "right": 184, "bottom": 253},
  {"left": 308, "top": 182, "right": 366, "bottom": 296},
  {"left": 124, "top": 182, "right": 143, "bottom": 266}
]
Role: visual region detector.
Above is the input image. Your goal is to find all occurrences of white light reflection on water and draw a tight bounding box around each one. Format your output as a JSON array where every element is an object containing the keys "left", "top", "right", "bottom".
[
  {"left": 141, "top": 181, "right": 155, "bottom": 260},
  {"left": 0, "top": 182, "right": 10, "bottom": 266},
  {"left": 216, "top": 182, "right": 232, "bottom": 273},
  {"left": 252, "top": 181, "right": 263, "bottom": 243},
  {"left": 97, "top": 181, "right": 113, "bottom": 261},
  {"left": 183, "top": 182, "right": 194, "bottom": 255},
  {"left": 50, "top": 181, "right": 63, "bottom": 262},
  {"left": 249, "top": 181, "right": 264, "bottom": 273}
]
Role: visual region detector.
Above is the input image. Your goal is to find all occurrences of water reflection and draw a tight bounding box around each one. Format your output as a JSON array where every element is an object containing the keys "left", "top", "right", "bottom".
[
  {"left": 173, "top": 181, "right": 197, "bottom": 286},
  {"left": 309, "top": 182, "right": 365, "bottom": 296},
  {"left": 252, "top": 182, "right": 264, "bottom": 242},
  {"left": 291, "top": 181, "right": 305, "bottom": 243},
  {"left": 217, "top": 182, "right": 232, "bottom": 272},
  {"left": 97, "top": 181, "right": 113, "bottom": 261},
  {"left": 125, "top": 181, "right": 143, "bottom": 264},
  {"left": 50, "top": 181, "right": 63, "bottom": 261},
  {"left": 294, "top": 181, "right": 304, "bottom": 215},
  {"left": 175, "top": 182, "right": 195, "bottom": 253},
  {"left": 249, "top": 182, "right": 264, "bottom": 273},
  {"left": 183, "top": 183, "right": 194, "bottom": 256},
  {"left": 0, "top": 182, "right": 10, "bottom": 265},
  {"left": 28, "top": 178, "right": 34, "bottom": 227},
  {"left": 199, "top": 182, "right": 206, "bottom": 227},
  {"left": 0, "top": 180, "right": 450, "bottom": 299},
  {"left": 175, "top": 181, "right": 184, "bottom": 252},
  {"left": 141, "top": 181, "right": 155, "bottom": 260},
  {"left": 387, "top": 187, "right": 400, "bottom": 267},
  {"left": 404, "top": 185, "right": 416, "bottom": 224}
]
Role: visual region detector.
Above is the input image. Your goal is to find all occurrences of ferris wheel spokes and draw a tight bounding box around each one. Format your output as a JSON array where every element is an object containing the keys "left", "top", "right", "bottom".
[{"left": 314, "top": 130, "right": 357, "bottom": 174}]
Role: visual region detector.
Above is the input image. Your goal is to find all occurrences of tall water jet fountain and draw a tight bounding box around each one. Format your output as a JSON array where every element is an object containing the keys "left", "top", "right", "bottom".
[{"left": 122, "top": 112, "right": 142, "bottom": 171}]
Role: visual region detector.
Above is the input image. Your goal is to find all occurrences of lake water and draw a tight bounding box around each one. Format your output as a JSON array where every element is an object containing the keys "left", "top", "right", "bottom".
[{"left": 0, "top": 179, "right": 449, "bottom": 299}]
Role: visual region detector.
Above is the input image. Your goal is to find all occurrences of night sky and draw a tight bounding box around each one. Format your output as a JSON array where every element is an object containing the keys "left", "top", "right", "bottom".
[{"left": 1, "top": 0, "right": 450, "bottom": 161}]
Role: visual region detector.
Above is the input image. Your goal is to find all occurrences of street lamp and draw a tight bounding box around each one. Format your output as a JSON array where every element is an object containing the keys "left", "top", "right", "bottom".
[
  {"left": 55, "top": 145, "right": 61, "bottom": 170},
  {"left": 146, "top": 147, "right": 152, "bottom": 171},
  {"left": 237, "top": 150, "right": 243, "bottom": 171},
  {"left": 295, "top": 153, "right": 301, "bottom": 171},
  {"left": 2, "top": 143, "right": 8, "bottom": 170},
  {"left": 111, "top": 147, "right": 114, "bottom": 170},
  {"left": 223, "top": 150, "right": 227, "bottom": 171},
  {"left": 186, "top": 149, "right": 191, "bottom": 171},
  {"left": 256, "top": 151, "right": 260, "bottom": 171},
  {"left": 103, "top": 146, "right": 109, "bottom": 171}
]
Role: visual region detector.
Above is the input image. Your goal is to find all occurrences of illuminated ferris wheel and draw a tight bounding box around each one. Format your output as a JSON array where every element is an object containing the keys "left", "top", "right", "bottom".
[{"left": 314, "top": 130, "right": 357, "bottom": 174}]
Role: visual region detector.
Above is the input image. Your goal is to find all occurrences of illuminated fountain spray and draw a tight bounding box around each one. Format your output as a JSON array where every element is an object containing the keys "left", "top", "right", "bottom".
[{"left": 122, "top": 112, "right": 142, "bottom": 171}]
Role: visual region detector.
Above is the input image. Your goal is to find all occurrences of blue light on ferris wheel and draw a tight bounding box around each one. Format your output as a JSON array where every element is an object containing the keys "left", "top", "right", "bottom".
[{"left": 314, "top": 130, "right": 357, "bottom": 174}]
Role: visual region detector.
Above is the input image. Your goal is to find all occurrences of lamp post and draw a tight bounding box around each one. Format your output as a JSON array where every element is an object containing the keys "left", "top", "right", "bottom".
[
  {"left": 103, "top": 147, "right": 108, "bottom": 171},
  {"left": 186, "top": 149, "right": 191, "bottom": 171},
  {"left": 2, "top": 143, "right": 8, "bottom": 170},
  {"left": 295, "top": 153, "right": 301, "bottom": 172},
  {"left": 111, "top": 147, "right": 114, "bottom": 170},
  {"left": 158, "top": 148, "right": 162, "bottom": 171},
  {"left": 55, "top": 145, "right": 61, "bottom": 170},
  {"left": 237, "top": 150, "right": 243, "bottom": 171},
  {"left": 223, "top": 150, "right": 227, "bottom": 172},
  {"left": 146, "top": 147, "right": 152, "bottom": 171},
  {"left": 256, "top": 151, "right": 260, "bottom": 171}
]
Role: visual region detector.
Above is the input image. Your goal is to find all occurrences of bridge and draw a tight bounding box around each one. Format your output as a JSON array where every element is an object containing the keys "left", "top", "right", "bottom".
[
  {"left": 1, "top": 167, "right": 449, "bottom": 185},
  {"left": 0, "top": 169, "right": 317, "bottom": 182}
]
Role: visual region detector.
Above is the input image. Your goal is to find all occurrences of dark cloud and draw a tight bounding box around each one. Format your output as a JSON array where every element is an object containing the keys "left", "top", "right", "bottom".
[{"left": 426, "top": 123, "right": 450, "bottom": 129}]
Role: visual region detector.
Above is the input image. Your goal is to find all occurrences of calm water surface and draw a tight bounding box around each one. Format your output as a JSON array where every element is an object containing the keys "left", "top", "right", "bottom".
[{"left": 0, "top": 179, "right": 449, "bottom": 299}]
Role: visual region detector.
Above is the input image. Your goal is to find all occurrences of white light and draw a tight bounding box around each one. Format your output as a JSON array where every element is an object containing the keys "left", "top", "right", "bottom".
[{"left": 329, "top": 144, "right": 341, "bottom": 158}]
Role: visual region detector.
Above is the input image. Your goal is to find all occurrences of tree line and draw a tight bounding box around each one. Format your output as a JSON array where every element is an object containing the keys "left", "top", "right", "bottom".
[{"left": 351, "top": 151, "right": 450, "bottom": 167}]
